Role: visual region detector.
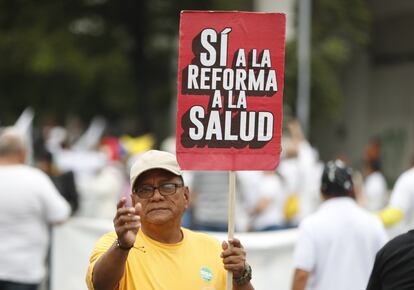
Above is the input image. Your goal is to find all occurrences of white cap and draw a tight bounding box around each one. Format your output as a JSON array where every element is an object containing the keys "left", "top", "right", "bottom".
[{"left": 130, "top": 150, "right": 182, "bottom": 188}]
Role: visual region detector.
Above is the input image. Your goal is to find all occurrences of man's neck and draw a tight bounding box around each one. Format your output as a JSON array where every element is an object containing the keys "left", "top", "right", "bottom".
[
  {"left": 141, "top": 222, "right": 183, "bottom": 244},
  {"left": 0, "top": 156, "right": 24, "bottom": 165}
]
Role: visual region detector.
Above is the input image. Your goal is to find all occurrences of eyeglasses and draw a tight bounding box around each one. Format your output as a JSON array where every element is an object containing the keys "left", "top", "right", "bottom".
[{"left": 134, "top": 183, "right": 184, "bottom": 199}]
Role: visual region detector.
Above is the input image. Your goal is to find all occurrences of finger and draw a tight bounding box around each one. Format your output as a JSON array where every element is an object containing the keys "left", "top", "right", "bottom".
[
  {"left": 134, "top": 202, "right": 142, "bottom": 214},
  {"left": 223, "top": 263, "right": 246, "bottom": 277},
  {"left": 221, "top": 245, "right": 245, "bottom": 258},
  {"left": 117, "top": 222, "right": 141, "bottom": 234},
  {"left": 115, "top": 214, "right": 140, "bottom": 226},
  {"left": 116, "top": 219, "right": 141, "bottom": 233},
  {"left": 114, "top": 210, "right": 140, "bottom": 227},
  {"left": 117, "top": 207, "right": 136, "bottom": 215},
  {"left": 114, "top": 207, "right": 135, "bottom": 221},
  {"left": 221, "top": 238, "right": 243, "bottom": 253},
  {"left": 222, "top": 252, "right": 246, "bottom": 274},
  {"left": 222, "top": 253, "right": 245, "bottom": 266},
  {"left": 228, "top": 238, "right": 243, "bottom": 249},
  {"left": 223, "top": 262, "right": 245, "bottom": 272},
  {"left": 222, "top": 254, "right": 246, "bottom": 274},
  {"left": 222, "top": 240, "right": 228, "bottom": 251},
  {"left": 222, "top": 242, "right": 244, "bottom": 253},
  {"left": 221, "top": 246, "right": 245, "bottom": 260},
  {"left": 117, "top": 197, "right": 127, "bottom": 209}
]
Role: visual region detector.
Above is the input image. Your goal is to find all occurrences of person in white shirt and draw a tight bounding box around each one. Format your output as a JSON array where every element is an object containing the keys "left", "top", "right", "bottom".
[
  {"left": 362, "top": 160, "right": 388, "bottom": 211},
  {"left": 378, "top": 161, "right": 414, "bottom": 233},
  {"left": 0, "top": 127, "right": 71, "bottom": 290},
  {"left": 279, "top": 119, "right": 322, "bottom": 225},
  {"left": 248, "top": 171, "right": 287, "bottom": 231},
  {"left": 291, "top": 160, "right": 388, "bottom": 290}
]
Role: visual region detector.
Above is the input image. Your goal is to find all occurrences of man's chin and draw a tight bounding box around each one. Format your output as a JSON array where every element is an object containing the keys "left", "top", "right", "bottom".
[{"left": 146, "top": 210, "right": 173, "bottom": 224}]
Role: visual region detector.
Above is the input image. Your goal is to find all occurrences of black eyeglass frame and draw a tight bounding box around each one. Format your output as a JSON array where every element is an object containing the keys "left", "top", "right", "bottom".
[{"left": 133, "top": 183, "right": 184, "bottom": 199}]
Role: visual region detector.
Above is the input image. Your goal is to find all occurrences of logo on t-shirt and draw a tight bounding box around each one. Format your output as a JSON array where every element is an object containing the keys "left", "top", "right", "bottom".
[{"left": 200, "top": 266, "right": 213, "bottom": 282}]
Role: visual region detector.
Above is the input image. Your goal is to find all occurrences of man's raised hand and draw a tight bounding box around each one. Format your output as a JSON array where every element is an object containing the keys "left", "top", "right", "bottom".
[{"left": 113, "top": 197, "right": 141, "bottom": 249}]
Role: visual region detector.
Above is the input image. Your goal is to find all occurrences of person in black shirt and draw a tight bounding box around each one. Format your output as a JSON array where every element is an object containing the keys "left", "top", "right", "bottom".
[
  {"left": 35, "top": 148, "right": 79, "bottom": 214},
  {"left": 366, "top": 230, "right": 414, "bottom": 290}
]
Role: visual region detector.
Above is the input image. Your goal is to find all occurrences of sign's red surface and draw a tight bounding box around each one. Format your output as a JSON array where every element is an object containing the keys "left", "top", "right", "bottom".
[{"left": 176, "top": 11, "right": 286, "bottom": 170}]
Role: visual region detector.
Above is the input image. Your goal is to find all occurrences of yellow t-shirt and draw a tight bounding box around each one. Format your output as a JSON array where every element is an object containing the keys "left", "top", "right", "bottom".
[{"left": 86, "top": 228, "right": 227, "bottom": 290}]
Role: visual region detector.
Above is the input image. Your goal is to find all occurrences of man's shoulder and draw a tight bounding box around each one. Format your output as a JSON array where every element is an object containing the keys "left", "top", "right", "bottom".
[
  {"left": 299, "top": 200, "right": 377, "bottom": 227},
  {"left": 394, "top": 168, "right": 414, "bottom": 188},
  {"left": 5, "top": 164, "right": 42, "bottom": 175},
  {"left": 374, "top": 230, "right": 414, "bottom": 269},
  {"left": 383, "top": 230, "right": 414, "bottom": 251},
  {"left": 2, "top": 165, "right": 51, "bottom": 184},
  {"left": 403, "top": 167, "right": 414, "bottom": 177},
  {"left": 299, "top": 207, "right": 328, "bottom": 227}
]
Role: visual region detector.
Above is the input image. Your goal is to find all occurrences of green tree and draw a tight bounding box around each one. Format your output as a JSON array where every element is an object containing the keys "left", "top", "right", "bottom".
[
  {"left": 284, "top": 0, "right": 371, "bottom": 128},
  {"left": 0, "top": 0, "right": 251, "bottom": 142}
]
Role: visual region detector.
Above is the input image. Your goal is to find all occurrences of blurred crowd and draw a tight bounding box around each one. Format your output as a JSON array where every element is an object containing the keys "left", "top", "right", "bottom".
[
  {"left": 2, "top": 108, "right": 414, "bottom": 290},
  {"left": 2, "top": 109, "right": 409, "bottom": 234}
]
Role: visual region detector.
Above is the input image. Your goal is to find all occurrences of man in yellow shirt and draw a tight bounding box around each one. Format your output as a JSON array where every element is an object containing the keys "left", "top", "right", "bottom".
[{"left": 86, "top": 150, "right": 254, "bottom": 290}]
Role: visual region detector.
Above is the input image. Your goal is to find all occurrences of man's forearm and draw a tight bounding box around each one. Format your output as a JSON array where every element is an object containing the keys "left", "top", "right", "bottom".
[
  {"left": 234, "top": 282, "right": 254, "bottom": 290},
  {"left": 292, "top": 269, "right": 309, "bottom": 290},
  {"left": 92, "top": 242, "right": 130, "bottom": 290}
]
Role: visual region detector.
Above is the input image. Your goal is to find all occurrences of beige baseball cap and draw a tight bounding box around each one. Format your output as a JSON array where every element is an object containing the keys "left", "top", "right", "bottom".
[{"left": 130, "top": 150, "right": 183, "bottom": 188}]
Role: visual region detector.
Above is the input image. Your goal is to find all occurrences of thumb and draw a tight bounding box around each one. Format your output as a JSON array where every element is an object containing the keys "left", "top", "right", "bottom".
[
  {"left": 134, "top": 202, "right": 142, "bottom": 214},
  {"left": 222, "top": 240, "right": 228, "bottom": 251}
]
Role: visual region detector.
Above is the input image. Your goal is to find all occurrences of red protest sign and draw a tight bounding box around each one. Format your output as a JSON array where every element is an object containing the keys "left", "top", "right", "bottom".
[{"left": 176, "top": 11, "right": 286, "bottom": 171}]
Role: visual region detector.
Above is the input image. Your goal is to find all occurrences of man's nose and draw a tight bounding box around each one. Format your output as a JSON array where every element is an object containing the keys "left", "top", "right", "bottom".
[{"left": 151, "top": 187, "right": 164, "bottom": 200}]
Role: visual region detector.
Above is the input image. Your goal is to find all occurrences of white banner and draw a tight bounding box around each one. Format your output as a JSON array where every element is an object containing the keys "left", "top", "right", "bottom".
[{"left": 51, "top": 217, "right": 297, "bottom": 290}]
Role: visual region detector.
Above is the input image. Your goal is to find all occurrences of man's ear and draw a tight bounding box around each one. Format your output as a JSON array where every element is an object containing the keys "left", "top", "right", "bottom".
[{"left": 183, "top": 186, "right": 190, "bottom": 209}]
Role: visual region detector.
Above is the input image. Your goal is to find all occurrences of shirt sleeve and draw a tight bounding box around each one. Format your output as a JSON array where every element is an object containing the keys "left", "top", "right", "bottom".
[
  {"left": 293, "top": 222, "right": 316, "bottom": 271},
  {"left": 86, "top": 232, "right": 118, "bottom": 290}
]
